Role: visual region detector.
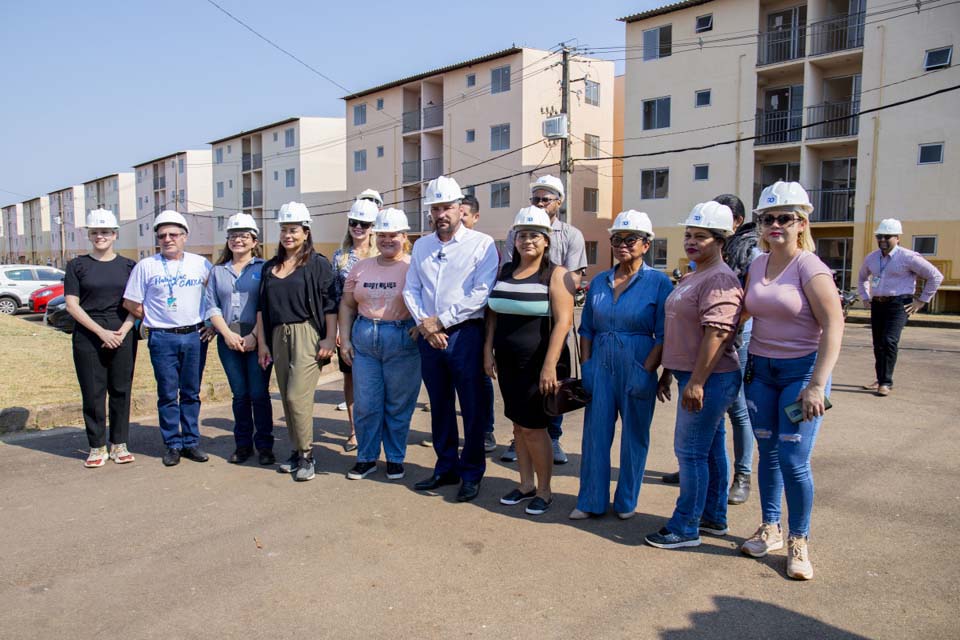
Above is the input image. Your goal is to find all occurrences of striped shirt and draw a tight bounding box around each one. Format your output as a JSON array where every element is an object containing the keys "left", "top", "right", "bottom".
[{"left": 488, "top": 272, "right": 550, "bottom": 317}]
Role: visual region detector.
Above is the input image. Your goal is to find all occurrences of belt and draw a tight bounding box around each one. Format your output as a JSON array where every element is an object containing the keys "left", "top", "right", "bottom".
[
  {"left": 359, "top": 316, "right": 414, "bottom": 328},
  {"left": 445, "top": 318, "right": 483, "bottom": 332},
  {"left": 150, "top": 322, "right": 204, "bottom": 334},
  {"left": 872, "top": 295, "right": 912, "bottom": 303}
]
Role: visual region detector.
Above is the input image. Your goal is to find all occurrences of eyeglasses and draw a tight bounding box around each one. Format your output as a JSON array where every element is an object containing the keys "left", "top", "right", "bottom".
[
  {"left": 758, "top": 213, "right": 799, "bottom": 227},
  {"left": 876, "top": 234, "right": 896, "bottom": 240},
  {"left": 348, "top": 219, "right": 373, "bottom": 229},
  {"left": 516, "top": 231, "right": 544, "bottom": 242},
  {"left": 530, "top": 196, "right": 559, "bottom": 205},
  {"left": 228, "top": 232, "right": 254, "bottom": 241},
  {"left": 610, "top": 234, "right": 646, "bottom": 248},
  {"left": 156, "top": 232, "right": 185, "bottom": 240}
]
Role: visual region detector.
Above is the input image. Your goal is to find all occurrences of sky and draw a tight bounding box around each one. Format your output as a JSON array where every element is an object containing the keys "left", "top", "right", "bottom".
[{"left": 0, "top": 0, "right": 662, "bottom": 206}]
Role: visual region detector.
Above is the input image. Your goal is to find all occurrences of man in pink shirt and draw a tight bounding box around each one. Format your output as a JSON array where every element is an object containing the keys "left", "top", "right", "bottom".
[{"left": 857, "top": 218, "right": 944, "bottom": 396}]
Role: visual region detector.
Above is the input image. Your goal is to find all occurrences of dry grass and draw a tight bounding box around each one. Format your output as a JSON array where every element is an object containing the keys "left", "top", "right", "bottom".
[{"left": 0, "top": 313, "right": 228, "bottom": 411}]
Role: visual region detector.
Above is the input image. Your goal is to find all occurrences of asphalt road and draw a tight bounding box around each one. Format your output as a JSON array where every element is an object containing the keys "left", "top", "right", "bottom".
[{"left": 1, "top": 323, "right": 958, "bottom": 639}]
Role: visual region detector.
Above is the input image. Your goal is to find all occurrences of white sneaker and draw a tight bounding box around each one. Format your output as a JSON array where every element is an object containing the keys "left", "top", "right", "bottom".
[
  {"left": 336, "top": 401, "right": 348, "bottom": 411},
  {"left": 84, "top": 446, "right": 109, "bottom": 468},
  {"left": 741, "top": 522, "right": 784, "bottom": 558},
  {"left": 109, "top": 443, "right": 135, "bottom": 464},
  {"left": 786, "top": 535, "right": 814, "bottom": 580}
]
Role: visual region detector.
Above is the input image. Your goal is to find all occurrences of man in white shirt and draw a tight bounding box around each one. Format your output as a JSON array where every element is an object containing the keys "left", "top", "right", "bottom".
[
  {"left": 124, "top": 211, "right": 212, "bottom": 467},
  {"left": 403, "top": 176, "right": 499, "bottom": 502}
]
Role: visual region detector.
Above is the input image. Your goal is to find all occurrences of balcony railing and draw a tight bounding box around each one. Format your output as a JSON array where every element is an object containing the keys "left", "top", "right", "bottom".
[
  {"left": 757, "top": 27, "right": 806, "bottom": 66},
  {"left": 422, "top": 157, "right": 442, "bottom": 182},
  {"left": 422, "top": 105, "right": 443, "bottom": 129},
  {"left": 242, "top": 190, "right": 263, "bottom": 208},
  {"left": 153, "top": 176, "right": 166, "bottom": 190},
  {"left": 242, "top": 153, "right": 263, "bottom": 172},
  {"left": 807, "top": 188, "right": 855, "bottom": 222},
  {"left": 403, "top": 198, "right": 423, "bottom": 233},
  {"left": 402, "top": 110, "right": 421, "bottom": 133},
  {"left": 402, "top": 160, "right": 421, "bottom": 184},
  {"left": 806, "top": 101, "right": 860, "bottom": 140},
  {"left": 754, "top": 109, "right": 803, "bottom": 145},
  {"left": 809, "top": 12, "right": 865, "bottom": 56}
]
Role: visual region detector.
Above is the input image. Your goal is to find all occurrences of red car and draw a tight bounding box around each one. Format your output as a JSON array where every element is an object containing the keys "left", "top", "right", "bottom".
[{"left": 29, "top": 283, "right": 65, "bottom": 314}]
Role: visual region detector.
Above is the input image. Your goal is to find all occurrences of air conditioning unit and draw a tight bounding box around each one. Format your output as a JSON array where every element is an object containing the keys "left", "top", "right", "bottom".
[{"left": 542, "top": 114, "right": 568, "bottom": 140}]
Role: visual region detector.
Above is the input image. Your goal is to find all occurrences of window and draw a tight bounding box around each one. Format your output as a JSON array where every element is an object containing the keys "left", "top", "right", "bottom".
[
  {"left": 137, "top": 196, "right": 143, "bottom": 210},
  {"left": 466, "top": 73, "right": 476, "bottom": 87},
  {"left": 226, "top": 144, "right": 232, "bottom": 154},
  {"left": 585, "top": 80, "right": 600, "bottom": 106},
  {"left": 913, "top": 236, "right": 937, "bottom": 255},
  {"left": 376, "top": 98, "right": 384, "bottom": 110},
  {"left": 179, "top": 189, "right": 185, "bottom": 204},
  {"left": 354, "top": 150, "right": 367, "bottom": 172},
  {"left": 490, "top": 182, "right": 510, "bottom": 208},
  {"left": 217, "top": 216, "right": 224, "bottom": 232},
  {"left": 353, "top": 104, "right": 367, "bottom": 126},
  {"left": 376, "top": 146, "right": 384, "bottom": 158},
  {"left": 491, "top": 124, "right": 510, "bottom": 151},
  {"left": 694, "top": 164, "right": 709, "bottom": 181},
  {"left": 585, "top": 241, "right": 598, "bottom": 265},
  {"left": 216, "top": 182, "right": 224, "bottom": 198},
  {"left": 4, "top": 268, "right": 32, "bottom": 281},
  {"left": 462, "top": 186, "right": 476, "bottom": 197},
  {"left": 136, "top": 170, "right": 142, "bottom": 183},
  {"left": 273, "top": 132, "right": 278, "bottom": 142},
  {"left": 178, "top": 157, "right": 184, "bottom": 173},
  {"left": 695, "top": 89, "right": 711, "bottom": 107},
  {"left": 491, "top": 65, "right": 511, "bottom": 94},
  {"left": 284, "top": 128, "right": 295, "bottom": 147},
  {"left": 215, "top": 148, "right": 223, "bottom": 164},
  {"left": 583, "top": 188, "right": 599, "bottom": 213},
  {"left": 584, "top": 134, "right": 601, "bottom": 159},
  {"left": 274, "top": 171, "right": 279, "bottom": 181},
  {"left": 643, "top": 238, "right": 668, "bottom": 269},
  {"left": 641, "top": 168, "right": 669, "bottom": 199},
  {"left": 285, "top": 169, "right": 296, "bottom": 187},
  {"left": 924, "top": 46, "right": 953, "bottom": 71},
  {"left": 642, "top": 97, "right": 671, "bottom": 130},
  {"left": 918, "top": 143, "right": 944, "bottom": 164},
  {"left": 695, "top": 14, "right": 713, "bottom": 33},
  {"left": 228, "top": 179, "right": 233, "bottom": 189},
  {"left": 466, "top": 129, "right": 476, "bottom": 143},
  {"left": 38, "top": 268, "right": 62, "bottom": 280},
  {"left": 139, "top": 224, "right": 143, "bottom": 238},
  {"left": 643, "top": 25, "right": 672, "bottom": 61}
]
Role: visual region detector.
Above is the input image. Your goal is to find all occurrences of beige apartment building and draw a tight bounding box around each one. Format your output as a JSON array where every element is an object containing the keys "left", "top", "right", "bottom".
[
  {"left": 133, "top": 150, "right": 215, "bottom": 260},
  {"left": 209, "top": 117, "right": 348, "bottom": 258},
  {"left": 342, "top": 47, "right": 617, "bottom": 279},
  {"left": 47, "top": 185, "right": 87, "bottom": 267},
  {"left": 619, "top": 0, "right": 959, "bottom": 310},
  {"left": 1, "top": 203, "right": 24, "bottom": 264},
  {"left": 82, "top": 173, "right": 137, "bottom": 260},
  {"left": 22, "top": 196, "right": 52, "bottom": 265}
]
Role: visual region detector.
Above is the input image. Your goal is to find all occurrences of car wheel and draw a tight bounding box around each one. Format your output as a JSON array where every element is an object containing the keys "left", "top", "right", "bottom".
[{"left": 0, "top": 297, "right": 18, "bottom": 315}]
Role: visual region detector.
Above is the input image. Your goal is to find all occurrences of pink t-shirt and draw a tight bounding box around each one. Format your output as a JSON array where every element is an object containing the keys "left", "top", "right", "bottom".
[
  {"left": 343, "top": 256, "right": 412, "bottom": 321},
  {"left": 745, "top": 251, "right": 834, "bottom": 359},
  {"left": 662, "top": 262, "right": 743, "bottom": 374}
]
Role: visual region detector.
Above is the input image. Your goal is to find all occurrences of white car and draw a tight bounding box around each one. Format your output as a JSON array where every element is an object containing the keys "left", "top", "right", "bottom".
[{"left": 0, "top": 265, "right": 65, "bottom": 315}]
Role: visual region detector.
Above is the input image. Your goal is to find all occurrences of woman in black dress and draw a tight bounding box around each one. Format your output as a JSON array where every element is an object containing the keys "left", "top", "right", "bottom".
[{"left": 484, "top": 207, "right": 575, "bottom": 516}]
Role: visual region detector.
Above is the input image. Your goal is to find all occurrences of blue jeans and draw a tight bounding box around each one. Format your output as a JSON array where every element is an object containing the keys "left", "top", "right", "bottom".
[
  {"left": 745, "top": 352, "right": 829, "bottom": 538},
  {"left": 217, "top": 337, "right": 274, "bottom": 451},
  {"left": 352, "top": 317, "right": 421, "bottom": 463},
  {"left": 727, "top": 318, "right": 754, "bottom": 475},
  {"left": 148, "top": 330, "right": 203, "bottom": 449},
  {"left": 666, "top": 369, "right": 742, "bottom": 538}
]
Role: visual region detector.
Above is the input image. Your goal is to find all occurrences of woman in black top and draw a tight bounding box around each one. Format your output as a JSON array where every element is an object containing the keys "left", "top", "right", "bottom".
[{"left": 64, "top": 209, "right": 137, "bottom": 468}]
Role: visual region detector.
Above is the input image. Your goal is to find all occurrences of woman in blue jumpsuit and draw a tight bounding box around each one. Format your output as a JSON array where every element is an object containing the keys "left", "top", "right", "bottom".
[{"left": 571, "top": 210, "right": 672, "bottom": 519}]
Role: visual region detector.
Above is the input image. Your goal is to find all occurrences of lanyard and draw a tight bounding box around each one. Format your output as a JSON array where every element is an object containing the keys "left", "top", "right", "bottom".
[{"left": 160, "top": 255, "right": 185, "bottom": 301}]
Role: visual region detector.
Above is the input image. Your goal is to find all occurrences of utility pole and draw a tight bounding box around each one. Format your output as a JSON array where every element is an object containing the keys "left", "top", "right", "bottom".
[{"left": 560, "top": 44, "right": 572, "bottom": 223}]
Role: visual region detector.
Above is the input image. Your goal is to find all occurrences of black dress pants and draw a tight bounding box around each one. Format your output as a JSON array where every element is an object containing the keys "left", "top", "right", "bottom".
[
  {"left": 72, "top": 320, "right": 137, "bottom": 448},
  {"left": 870, "top": 295, "right": 911, "bottom": 387}
]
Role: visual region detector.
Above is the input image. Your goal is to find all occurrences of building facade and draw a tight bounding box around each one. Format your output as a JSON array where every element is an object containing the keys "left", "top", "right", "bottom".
[
  {"left": 22, "top": 196, "right": 52, "bottom": 265},
  {"left": 47, "top": 186, "right": 87, "bottom": 267},
  {"left": 82, "top": 173, "right": 137, "bottom": 260},
  {"left": 1, "top": 203, "right": 24, "bottom": 264},
  {"left": 620, "top": 0, "right": 959, "bottom": 309}
]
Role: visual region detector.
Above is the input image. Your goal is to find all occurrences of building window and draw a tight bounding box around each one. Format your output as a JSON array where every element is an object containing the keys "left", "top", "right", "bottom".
[
  {"left": 215, "top": 148, "right": 223, "bottom": 164},
  {"left": 284, "top": 128, "right": 295, "bottom": 147},
  {"left": 137, "top": 196, "right": 143, "bottom": 210},
  {"left": 491, "top": 65, "right": 511, "bottom": 94},
  {"left": 583, "top": 187, "right": 599, "bottom": 213},
  {"left": 136, "top": 170, "right": 142, "bottom": 183},
  {"left": 695, "top": 89, "right": 711, "bottom": 107},
  {"left": 216, "top": 182, "right": 224, "bottom": 198},
  {"left": 376, "top": 98, "right": 384, "bottom": 110},
  {"left": 227, "top": 144, "right": 231, "bottom": 154},
  {"left": 179, "top": 189, "right": 185, "bottom": 204},
  {"left": 913, "top": 235, "right": 937, "bottom": 255},
  {"left": 695, "top": 14, "right": 713, "bottom": 33},
  {"left": 641, "top": 168, "right": 669, "bottom": 199},
  {"left": 178, "top": 157, "right": 184, "bottom": 173},
  {"left": 466, "top": 129, "right": 476, "bottom": 143},
  {"left": 491, "top": 124, "right": 510, "bottom": 151},
  {"left": 694, "top": 164, "right": 709, "bottom": 181},
  {"left": 354, "top": 150, "right": 367, "bottom": 172},
  {"left": 273, "top": 132, "right": 278, "bottom": 142},
  {"left": 462, "top": 186, "right": 476, "bottom": 197},
  {"left": 490, "top": 182, "right": 510, "bottom": 208},
  {"left": 643, "top": 25, "right": 672, "bottom": 61},
  {"left": 918, "top": 143, "right": 944, "bottom": 164},
  {"left": 644, "top": 238, "right": 668, "bottom": 269},
  {"left": 353, "top": 104, "right": 367, "bottom": 126},
  {"left": 217, "top": 216, "right": 224, "bottom": 232},
  {"left": 466, "top": 73, "right": 476, "bottom": 87},
  {"left": 585, "top": 80, "right": 600, "bottom": 106},
  {"left": 377, "top": 146, "right": 384, "bottom": 158},
  {"left": 643, "top": 96, "right": 671, "bottom": 130},
  {"left": 139, "top": 224, "right": 143, "bottom": 237},
  {"left": 274, "top": 171, "right": 279, "bottom": 181},
  {"left": 585, "top": 241, "right": 598, "bottom": 265},
  {"left": 584, "top": 134, "right": 601, "bottom": 159},
  {"left": 228, "top": 179, "right": 233, "bottom": 188},
  {"left": 924, "top": 46, "right": 953, "bottom": 71},
  {"left": 285, "top": 169, "right": 296, "bottom": 187}
]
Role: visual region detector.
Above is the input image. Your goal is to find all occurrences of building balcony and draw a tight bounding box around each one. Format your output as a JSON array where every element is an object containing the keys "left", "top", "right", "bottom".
[
  {"left": 754, "top": 109, "right": 803, "bottom": 146},
  {"left": 809, "top": 12, "right": 864, "bottom": 57},
  {"left": 402, "top": 110, "right": 421, "bottom": 134},
  {"left": 807, "top": 188, "right": 855, "bottom": 222},
  {"left": 422, "top": 157, "right": 442, "bottom": 182},
  {"left": 153, "top": 176, "right": 166, "bottom": 190},
  {"left": 402, "top": 160, "right": 421, "bottom": 184},
  {"left": 242, "top": 153, "right": 263, "bottom": 172},
  {"left": 242, "top": 190, "right": 263, "bottom": 208},
  {"left": 806, "top": 101, "right": 860, "bottom": 140},
  {"left": 757, "top": 28, "right": 806, "bottom": 66},
  {"left": 422, "top": 105, "right": 443, "bottom": 129}
]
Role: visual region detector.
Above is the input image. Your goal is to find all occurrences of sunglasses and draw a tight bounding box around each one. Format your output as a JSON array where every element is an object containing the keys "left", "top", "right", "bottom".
[
  {"left": 530, "top": 196, "right": 559, "bottom": 205},
  {"left": 156, "top": 232, "right": 184, "bottom": 240},
  {"left": 876, "top": 235, "right": 896, "bottom": 240},
  {"left": 348, "top": 219, "right": 373, "bottom": 229},
  {"left": 610, "top": 234, "right": 647, "bottom": 248},
  {"left": 758, "top": 213, "right": 799, "bottom": 227}
]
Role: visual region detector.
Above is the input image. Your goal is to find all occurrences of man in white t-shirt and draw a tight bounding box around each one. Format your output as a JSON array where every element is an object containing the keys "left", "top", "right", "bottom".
[{"left": 123, "top": 210, "right": 212, "bottom": 467}]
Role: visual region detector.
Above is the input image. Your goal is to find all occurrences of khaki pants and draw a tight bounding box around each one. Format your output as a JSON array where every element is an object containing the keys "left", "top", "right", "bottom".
[{"left": 272, "top": 322, "right": 322, "bottom": 453}]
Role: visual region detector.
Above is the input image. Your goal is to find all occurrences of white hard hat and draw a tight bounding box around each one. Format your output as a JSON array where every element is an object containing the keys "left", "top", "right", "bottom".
[
  {"left": 374, "top": 208, "right": 410, "bottom": 233},
  {"left": 154, "top": 209, "right": 189, "bottom": 233},
  {"left": 530, "top": 175, "right": 565, "bottom": 200},
  {"left": 680, "top": 201, "right": 735, "bottom": 236},
  {"left": 86, "top": 208, "right": 118, "bottom": 229},
  {"left": 608, "top": 210, "right": 655, "bottom": 239},
  {"left": 511, "top": 207, "right": 553, "bottom": 235},
  {"left": 754, "top": 181, "right": 813, "bottom": 215},
  {"left": 348, "top": 199, "right": 379, "bottom": 223},
  {"left": 423, "top": 175, "right": 464, "bottom": 205},
  {"left": 277, "top": 201, "right": 311, "bottom": 227},
  {"left": 357, "top": 188, "right": 383, "bottom": 208},
  {"left": 226, "top": 212, "right": 260, "bottom": 237},
  {"left": 874, "top": 218, "right": 903, "bottom": 235}
]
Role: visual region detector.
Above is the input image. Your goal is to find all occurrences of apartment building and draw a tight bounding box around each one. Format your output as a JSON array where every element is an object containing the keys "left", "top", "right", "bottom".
[
  {"left": 22, "top": 196, "right": 52, "bottom": 265},
  {"left": 133, "top": 150, "right": 215, "bottom": 260},
  {"left": 620, "top": 0, "right": 959, "bottom": 310},
  {"left": 342, "top": 47, "right": 617, "bottom": 278},
  {"left": 82, "top": 173, "right": 137, "bottom": 260},
  {"left": 47, "top": 185, "right": 87, "bottom": 267},
  {"left": 1, "top": 203, "right": 24, "bottom": 264},
  {"left": 209, "top": 117, "right": 348, "bottom": 258}
]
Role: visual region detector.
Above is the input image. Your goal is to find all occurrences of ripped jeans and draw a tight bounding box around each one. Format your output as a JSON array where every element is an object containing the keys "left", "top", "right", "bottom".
[{"left": 745, "top": 352, "right": 830, "bottom": 538}]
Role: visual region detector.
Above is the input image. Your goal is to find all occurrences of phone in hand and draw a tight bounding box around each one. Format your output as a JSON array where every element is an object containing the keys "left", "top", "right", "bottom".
[{"left": 784, "top": 397, "right": 833, "bottom": 424}]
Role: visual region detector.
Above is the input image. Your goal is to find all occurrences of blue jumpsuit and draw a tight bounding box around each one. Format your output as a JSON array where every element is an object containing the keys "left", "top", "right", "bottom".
[{"left": 576, "top": 263, "right": 672, "bottom": 514}]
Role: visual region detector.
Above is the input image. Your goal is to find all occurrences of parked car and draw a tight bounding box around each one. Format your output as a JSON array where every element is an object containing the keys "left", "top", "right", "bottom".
[
  {"left": 43, "top": 295, "right": 75, "bottom": 333},
  {"left": 29, "top": 282, "right": 65, "bottom": 313},
  {"left": 0, "top": 265, "right": 65, "bottom": 314}
]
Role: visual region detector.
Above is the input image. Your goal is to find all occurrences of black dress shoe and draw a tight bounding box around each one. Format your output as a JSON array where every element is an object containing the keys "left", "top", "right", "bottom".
[
  {"left": 728, "top": 472, "right": 751, "bottom": 505},
  {"left": 258, "top": 450, "right": 276, "bottom": 466},
  {"left": 228, "top": 447, "right": 253, "bottom": 464},
  {"left": 662, "top": 471, "right": 680, "bottom": 484},
  {"left": 456, "top": 481, "right": 481, "bottom": 502},
  {"left": 181, "top": 446, "right": 209, "bottom": 463},
  {"left": 162, "top": 448, "right": 181, "bottom": 467},
  {"left": 414, "top": 472, "right": 460, "bottom": 491}
]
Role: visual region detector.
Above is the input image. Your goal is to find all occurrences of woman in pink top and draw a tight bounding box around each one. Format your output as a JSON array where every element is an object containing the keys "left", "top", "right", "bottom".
[
  {"left": 645, "top": 202, "right": 744, "bottom": 550},
  {"left": 338, "top": 209, "right": 420, "bottom": 481},
  {"left": 739, "top": 182, "right": 843, "bottom": 581}
]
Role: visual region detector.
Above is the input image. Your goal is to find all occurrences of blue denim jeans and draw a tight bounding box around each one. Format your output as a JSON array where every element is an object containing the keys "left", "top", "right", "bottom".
[
  {"left": 727, "top": 318, "right": 754, "bottom": 475},
  {"left": 217, "top": 337, "right": 274, "bottom": 451},
  {"left": 745, "top": 352, "right": 829, "bottom": 538},
  {"left": 148, "top": 330, "right": 203, "bottom": 449},
  {"left": 352, "top": 317, "right": 421, "bottom": 464},
  {"left": 666, "top": 369, "right": 742, "bottom": 538}
]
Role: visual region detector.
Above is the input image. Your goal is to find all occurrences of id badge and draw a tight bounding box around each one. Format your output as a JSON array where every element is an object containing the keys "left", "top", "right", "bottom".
[
  {"left": 869, "top": 275, "right": 881, "bottom": 290},
  {"left": 166, "top": 296, "right": 178, "bottom": 312}
]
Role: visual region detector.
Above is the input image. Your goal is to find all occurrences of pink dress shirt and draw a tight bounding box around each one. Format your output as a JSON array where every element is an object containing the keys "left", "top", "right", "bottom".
[{"left": 857, "top": 246, "right": 944, "bottom": 303}]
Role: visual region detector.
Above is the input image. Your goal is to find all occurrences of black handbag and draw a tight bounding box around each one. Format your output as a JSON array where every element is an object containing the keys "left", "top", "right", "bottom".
[{"left": 542, "top": 281, "right": 591, "bottom": 417}]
